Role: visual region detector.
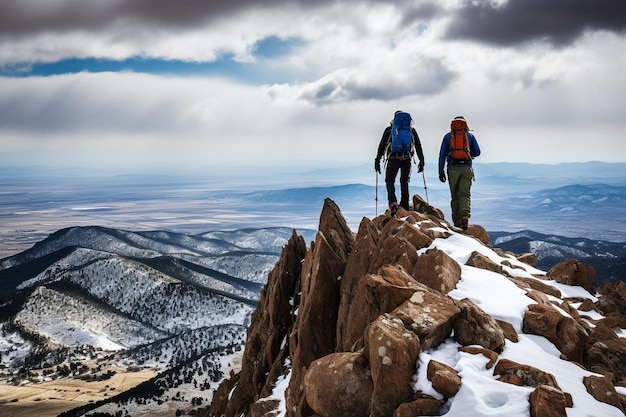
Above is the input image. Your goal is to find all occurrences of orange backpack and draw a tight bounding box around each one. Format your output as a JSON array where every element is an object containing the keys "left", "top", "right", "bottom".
[{"left": 449, "top": 117, "right": 470, "bottom": 160}]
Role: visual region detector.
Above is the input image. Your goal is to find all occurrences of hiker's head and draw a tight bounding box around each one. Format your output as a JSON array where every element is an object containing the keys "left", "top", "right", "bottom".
[
  {"left": 391, "top": 110, "right": 414, "bottom": 126},
  {"left": 451, "top": 116, "right": 468, "bottom": 131}
]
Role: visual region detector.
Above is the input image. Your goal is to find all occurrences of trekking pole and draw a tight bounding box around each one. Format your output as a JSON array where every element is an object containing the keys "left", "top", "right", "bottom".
[
  {"left": 422, "top": 171, "right": 429, "bottom": 203},
  {"left": 375, "top": 171, "right": 379, "bottom": 216}
]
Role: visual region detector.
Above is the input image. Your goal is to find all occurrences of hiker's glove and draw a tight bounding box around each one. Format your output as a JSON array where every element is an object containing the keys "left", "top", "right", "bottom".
[
  {"left": 418, "top": 162, "right": 424, "bottom": 173},
  {"left": 374, "top": 159, "right": 381, "bottom": 174},
  {"left": 439, "top": 173, "right": 446, "bottom": 183}
]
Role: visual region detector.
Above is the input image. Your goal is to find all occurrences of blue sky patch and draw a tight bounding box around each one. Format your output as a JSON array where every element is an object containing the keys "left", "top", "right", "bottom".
[
  {"left": 0, "top": 36, "right": 304, "bottom": 84},
  {"left": 253, "top": 36, "right": 303, "bottom": 58}
]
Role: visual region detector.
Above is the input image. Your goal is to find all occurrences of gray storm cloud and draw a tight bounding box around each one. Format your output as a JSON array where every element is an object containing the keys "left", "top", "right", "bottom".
[
  {"left": 0, "top": 0, "right": 379, "bottom": 34},
  {"left": 2, "top": 0, "right": 624, "bottom": 48},
  {"left": 445, "top": 0, "right": 626, "bottom": 47}
]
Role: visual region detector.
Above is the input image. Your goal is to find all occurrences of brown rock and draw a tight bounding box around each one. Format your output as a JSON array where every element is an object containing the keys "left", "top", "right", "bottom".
[
  {"left": 523, "top": 303, "right": 561, "bottom": 342},
  {"left": 396, "top": 223, "right": 433, "bottom": 251},
  {"left": 454, "top": 298, "right": 506, "bottom": 352},
  {"left": 393, "top": 397, "right": 443, "bottom": 417},
  {"left": 517, "top": 252, "right": 538, "bottom": 267},
  {"left": 601, "top": 313, "right": 626, "bottom": 330},
  {"left": 529, "top": 385, "right": 568, "bottom": 417},
  {"left": 391, "top": 284, "right": 461, "bottom": 351},
  {"left": 583, "top": 375, "right": 625, "bottom": 413},
  {"left": 525, "top": 289, "right": 552, "bottom": 305},
  {"left": 587, "top": 337, "right": 626, "bottom": 376},
  {"left": 494, "top": 359, "right": 561, "bottom": 389},
  {"left": 508, "top": 276, "right": 562, "bottom": 299},
  {"left": 427, "top": 360, "right": 461, "bottom": 398},
  {"left": 340, "top": 267, "right": 418, "bottom": 352},
  {"left": 304, "top": 351, "right": 373, "bottom": 417},
  {"left": 559, "top": 300, "right": 584, "bottom": 323},
  {"left": 367, "top": 314, "right": 421, "bottom": 417},
  {"left": 290, "top": 231, "right": 342, "bottom": 367},
  {"left": 546, "top": 259, "right": 595, "bottom": 290},
  {"left": 596, "top": 281, "right": 626, "bottom": 317},
  {"left": 318, "top": 197, "right": 354, "bottom": 261},
  {"left": 464, "top": 224, "right": 490, "bottom": 245},
  {"left": 204, "top": 370, "right": 239, "bottom": 417},
  {"left": 337, "top": 217, "right": 382, "bottom": 351},
  {"left": 249, "top": 399, "right": 281, "bottom": 417},
  {"left": 578, "top": 299, "right": 599, "bottom": 312},
  {"left": 412, "top": 194, "right": 445, "bottom": 220},
  {"left": 288, "top": 199, "right": 353, "bottom": 417},
  {"left": 465, "top": 251, "right": 503, "bottom": 274},
  {"left": 522, "top": 303, "right": 589, "bottom": 363},
  {"left": 495, "top": 319, "right": 519, "bottom": 343},
  {"left": 501, "top": 259, "right": 527, "bottom": 271},
  {"left": 412, "top": 248, "right": 461, "bottom": 293},
  {"left": 553, "top": 315, "right": 589, "bottom": 364},
  {"left": 371, "top": 219, "right": 422, "bottom": 279},
  {"left": 458, "top": 346, "right": 499, "bottom": 369}
]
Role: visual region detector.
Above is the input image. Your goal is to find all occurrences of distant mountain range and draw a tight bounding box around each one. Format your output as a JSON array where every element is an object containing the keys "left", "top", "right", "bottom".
[
  {"left": 1, "top": 162, "right": 625, "bottom": 259},
  {"left": 489, "top": 230, "right": 626, "bottom": 282}
]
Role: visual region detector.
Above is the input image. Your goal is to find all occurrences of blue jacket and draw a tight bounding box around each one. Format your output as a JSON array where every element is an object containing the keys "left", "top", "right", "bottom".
[{"left": 438, "top": 132, "right": 481, "bottom": 176}]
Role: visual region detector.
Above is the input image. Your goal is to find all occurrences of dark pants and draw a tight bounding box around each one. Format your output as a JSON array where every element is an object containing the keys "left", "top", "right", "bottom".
[
  {"left": 447, "top": 164, "right": 474, "bottom": 227},
  {"left": 385, "top": 156, "right": 412, "bottom": 210}
]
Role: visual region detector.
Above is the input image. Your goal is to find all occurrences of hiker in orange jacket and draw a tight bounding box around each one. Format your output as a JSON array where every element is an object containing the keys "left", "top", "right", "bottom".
[{"left": 438, "top": 116, "right": 481, "bottom": 230}]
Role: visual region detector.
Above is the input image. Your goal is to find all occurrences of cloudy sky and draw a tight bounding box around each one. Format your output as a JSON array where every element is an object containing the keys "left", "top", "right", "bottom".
[{"left": 1, "top": 0, "right": 625, "bottom": 176}]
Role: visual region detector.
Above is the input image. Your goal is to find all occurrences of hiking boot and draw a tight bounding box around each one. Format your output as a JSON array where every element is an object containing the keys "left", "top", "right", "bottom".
[
  {"left": 390, "top": 202, "right": 399, "bottom": 216},
  {"left": 460, "top": 216, "right": 469, "bottom": 230}
]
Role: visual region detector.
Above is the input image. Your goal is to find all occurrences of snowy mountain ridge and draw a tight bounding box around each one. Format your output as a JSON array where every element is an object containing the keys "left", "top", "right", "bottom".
[
  {"left": 0, "top": 226, "right": 304, "bottom": 416},
  {"left": 204, "top": 197, "right": 626, "bottom": 417}
]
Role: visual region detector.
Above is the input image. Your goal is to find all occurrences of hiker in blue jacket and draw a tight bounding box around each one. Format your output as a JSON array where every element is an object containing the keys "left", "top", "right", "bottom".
[
  {"left": 375, "top": 111, "right": 425, "bottom": 214},
  {"left": 438, "top": 116, "right": 481, "bottom": 230}
]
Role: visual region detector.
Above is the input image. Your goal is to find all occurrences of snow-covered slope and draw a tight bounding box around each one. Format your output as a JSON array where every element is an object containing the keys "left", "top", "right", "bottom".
[
  {"left": 0, "top": 226, "right": 302, "bottom": 373},
  {"left": 257, "top": 216, "right": 626, "bottom": 417}
]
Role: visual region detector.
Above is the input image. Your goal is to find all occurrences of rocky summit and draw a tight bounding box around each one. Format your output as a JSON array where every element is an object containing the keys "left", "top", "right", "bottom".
[{"left": 201, "top": 195, "right": 626, "bottom": 417}]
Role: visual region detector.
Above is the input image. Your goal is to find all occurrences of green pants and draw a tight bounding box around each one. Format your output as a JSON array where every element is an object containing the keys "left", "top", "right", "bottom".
[{"left": 447, "top": 164, "right": 474, "bottom": 227}]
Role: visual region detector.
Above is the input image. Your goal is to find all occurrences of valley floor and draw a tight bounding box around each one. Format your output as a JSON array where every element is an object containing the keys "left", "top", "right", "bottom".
[{"left": 0, "top": 368, "right": 157, "bottom": 417}]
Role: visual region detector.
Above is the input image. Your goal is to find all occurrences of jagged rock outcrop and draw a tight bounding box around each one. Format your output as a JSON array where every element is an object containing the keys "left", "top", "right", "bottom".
[
  {"left": 206, "top": 230, "right": 308, "bottom": 417},
  {"left": 203, "top": 196, "right": 626, "bottom": 417},
  {"left": 287, "top": 198, "right": 354, "bottom": 417}
]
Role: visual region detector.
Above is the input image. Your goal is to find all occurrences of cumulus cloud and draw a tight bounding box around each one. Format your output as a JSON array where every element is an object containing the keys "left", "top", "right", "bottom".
[
  {"left": 0, "top": 0, "right": 445, "bottom": 66},
  {"left": 291, "top": 56, "right": 455, "bottom": 105},
  {"left": 444, "top": 0, "right": 626, "bottom": 47}
]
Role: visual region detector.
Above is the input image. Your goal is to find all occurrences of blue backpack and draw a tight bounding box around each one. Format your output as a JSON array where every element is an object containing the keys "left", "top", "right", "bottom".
[{"left": 390, "top": 111, "right": 413, "bottom": 154}]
